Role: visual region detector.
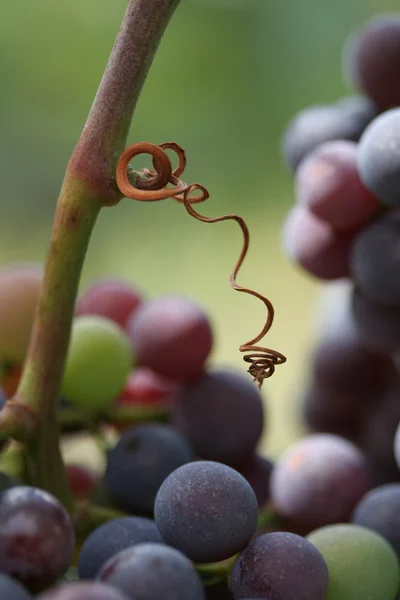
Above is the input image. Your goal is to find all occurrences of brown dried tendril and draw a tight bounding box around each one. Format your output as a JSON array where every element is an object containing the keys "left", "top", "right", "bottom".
[{"left": 116, "top": 142, "right": 286, "bottom": 388}]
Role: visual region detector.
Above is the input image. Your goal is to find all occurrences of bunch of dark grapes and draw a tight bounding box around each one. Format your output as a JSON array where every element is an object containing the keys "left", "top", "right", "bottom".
[{"left": 1, "top": 11, "right": 400, "bottom": 600}]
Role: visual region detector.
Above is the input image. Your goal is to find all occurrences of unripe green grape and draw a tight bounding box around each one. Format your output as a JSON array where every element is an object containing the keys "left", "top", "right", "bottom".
[
  {"left": 307, "top": 524, "right": 400, "bottom": 600},
  {"left": 61, "top": 316, "right": 133, "bottom": 411}
]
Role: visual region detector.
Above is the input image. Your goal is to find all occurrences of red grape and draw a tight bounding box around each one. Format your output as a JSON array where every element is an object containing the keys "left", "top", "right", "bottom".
[
  {"left": 76, "top": 279, "right": 143, "bottom": 329},
  {"left": 116, "top": 367, "right": 179, "bottom": 408},
  {"left": 127, "top": 296, "right": 213, "bottom": 381},
  {"left": 65, "top": 464, "right": 98, "bottom": 500}
]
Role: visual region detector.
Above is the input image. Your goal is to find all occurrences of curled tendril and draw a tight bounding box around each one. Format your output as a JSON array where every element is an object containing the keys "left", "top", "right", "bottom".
[{"left": 115, "top": 142, "right": 286, "bottom": 388}]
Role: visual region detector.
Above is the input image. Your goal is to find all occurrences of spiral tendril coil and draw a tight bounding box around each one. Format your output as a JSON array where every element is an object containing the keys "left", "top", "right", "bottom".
[{"left": 116, "top": 142, "right": 286, "bottom": 389}]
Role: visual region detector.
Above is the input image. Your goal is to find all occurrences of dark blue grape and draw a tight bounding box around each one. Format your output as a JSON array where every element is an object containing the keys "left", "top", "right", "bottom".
[
  {"left": 235, "top": 454, "right": 273, "bottom": 508},
  {"left": 350, "top": 211, "right": 400, "bottom": 306},
  {"left": 105, "top": 423, "right": 194, "bottom": 514},
  {"left": 351, "top": 287, "right": 400, "bottom": 353},
  {"left": 344, "top": 15, "right": 400, "bottom": 108},
  {"left": 78, "top": 516, "right": 163, "bottom": 579},
  {"left": 37, "top": 581, "right": 129, "bottom": 599},
  {"left": 97, "top": 542, "right": 205, "bottom": 600},
  {"left": 154, "top": 461, "right": 258, "bottom": 563},
  {"left": 230, "top": 531, "right": 329, "bottom": 600},
  {"left": 352, "top": 484, "right": 400, "bottom": 557},
  {"left": 357, "top": 108, "right": 400, "bottom": 206},
  {"left": 282, "top": 98, "right": 377, "bottom": 172},
  {"left": 171, "top": 369, "right": 264, "bottom": 466},
  {"left": 0, "top": 486, "right": 75, "bottom": 592},
  {"left": 0, "top": 573, "right": 32, "bottom": 599}
]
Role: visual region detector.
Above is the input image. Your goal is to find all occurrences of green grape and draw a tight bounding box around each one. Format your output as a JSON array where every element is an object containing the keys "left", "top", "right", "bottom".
[
  {"left": 61, "top": 316, "right": 133, "bottom": 411},
  {"left": 307, "top": 524, "right": 400, "bottom": 600}
]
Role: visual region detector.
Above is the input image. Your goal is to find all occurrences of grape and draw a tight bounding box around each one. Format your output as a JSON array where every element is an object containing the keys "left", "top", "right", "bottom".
[
  {"left": 395, "top": 422, "right": 400, "bottom": 470},
  {"left": 307, "top": 524, "right": 400, "bottom": 600},
  {"left": 344, "top": 15, "right": 400, "bottom": 108},
  {"left": 127, "top": 296, "right": 213, "bottom": 381},
  {"left": 75, "top": 279, "right": 143, "bottom": 329},
  {"left": 37, "top": 581, "right": 129, "bottom": 599},
  {"left": 105, "top": 424, "right": 194, "bottom": 514},
  {"left": 282, "top": 97, "right": 377, "bottom": 172},
  {"left": 235, "top": 454, "right": 273, "bottom": 508},
  {"left": 0, "top": 486, "right": 75, "bottom": 593},
  {"left": 61, "top": 315, "right": 133, "bottom": 411},
  {"left": 116, "top": 367, "right": 179, "bottom": 408},
  {"left": 0, "top": 263, "right": 42, "bottom": 363},
  {"left": 270, "top": 434, "right": 369, "bottom": 532},
  {"left": 282, "top": 206, "right": 353, "bottom": 280},
  {"left": 230, "top": 531, "right": 329, "bottom": 600},
  {"left": 352, "top": 287, "right": 400, "bottom": 353},
  {"left": 97, "top": 542, "right": 206, "bottom": 600},
  {"left": 0, "top": 573, "right": 32, "bottom": 599},
  {"left": 296, "top": 140, "right": 377, "bottom": 231},
  {"left": 65, "top": 464, "right": 97, "bottom": 500},
  {"left": 352, "top": 484, "right": 400, "bottom": 557},
  {"left": 154, "top": 461, "right": 258, "bottom": 563},
  {"left": 357, "top": 108, "right": 400, "bottom": 207},
  {"left": 78, "top": 516, "right": 163, "bottom": 579},
  {"left": 350, "top": 211, "right": 400, "bottom": 306},
  {"left": 170, "top": 369, "right": 264, "bottom": 465}
]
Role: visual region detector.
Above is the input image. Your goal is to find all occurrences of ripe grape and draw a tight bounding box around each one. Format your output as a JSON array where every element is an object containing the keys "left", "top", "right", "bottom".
[
  {"left": 75, "top": 279, "right": 143, "bottom": 329},
  {"left": 0, "top": 486, "right": 75, "bottom": 592},
  {"left": 97, "top": 542, "right": 206, "bottom": 600},
  {"left": 295, "top": 140, "right": 377, "bottom": 231},
  {"left": 61, "top": 315, "right": 133, "bottom": 411},
  {"left": 105, "top": 424, "right": 194, "bottom": 514},
  {"left": 352, "top": 484, "right": 400, "bottom": 557},
  {"left": 171, "top": 369, "right": 264, "bottom": 465},
  {"left": 65, "top": 464, "right": 97, "bottom": 500},
  {"left": 307, "top": 524, "right": 400, "bottom": 600},
  {"left": 394, "top": 422, "right": 400, "bottom": 470},
  {"left": 37, "top": 581, "right": 130, "bottom": 599},
  {"left": 350, "top": 211, "right": 400, "bottom": 306},
  {"left": 78, "top": 516, "right": 163, "bottom": 579},
  {"left": 230, "top": 531, "right": 329, "bottom": 600},
  {"left": 235, "top": 454, "right": 273, "bottom": 508},
  {"left": 127, "top": 296, "right": 213, "bottom": 381},
  {"left": 282, "top": 97, "right": 377, "bottom": 172},
  {"left": 344, "top": 15, "right": 400, "bottom": 108},
  {"left": 0, "top": 573, "right": 32, "bottom": 599},
  {"left": 0, "top": 263, "right": 42, "bottom": 362},
  {"left": 282, "top": 206, "right": 353, "bottom": 280},
  {"left": 357, "top": 108, "right": 400, "bottom": 206},
  {"left": 154, "top": 461, "right": 258, "bottom": 563},
  {"left": 351, "top": 287, "right": 400, "bottom": 353},
  {"left": 270, "top": 434, "right": 369, "bottom": 532}
]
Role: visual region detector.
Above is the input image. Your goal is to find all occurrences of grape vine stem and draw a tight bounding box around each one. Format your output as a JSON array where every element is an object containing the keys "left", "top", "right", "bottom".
[{"left": 0, "top": 0, "right": 181, "bottom": 511}]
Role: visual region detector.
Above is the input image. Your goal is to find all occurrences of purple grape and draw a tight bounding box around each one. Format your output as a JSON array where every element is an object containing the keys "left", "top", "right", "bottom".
[
  {"left": 395, "top": 422, "right": 400, "bottom": 470},
  {"left": 128, "top": 295, "right": 213, "bottom": 381},
  {"left": 295, "top": 140, "right": 377, "bottom": 231},
  {"left": 352, "top": 287, "right": 400, "bottom": 353},
  {"left": 282, "top": 206, "right": 354, "bottom": 280},
  {"left": 230, "top": 532, "right": 329, "bottom": 600},
  {"left": 171, "top": 369, "right": 264, "bottom": 466},
  {"left": 0, "top": 486, "right": 75, "bottom": 593},
  {"left": 350, "top": 211, "right": 400, "bottom": 306},
  {"left": 105, "top": 424, "right": 194, "bottom": 514},
  {"left": 78, "top": 516, "right": 163, "bottom": 579},
  {"left": 0, "top": 573, "right": 32, "bottom": 599},
  {"left": 344, "top": 15, "right": 400, "bottom": 108},
  {"left": 235, "top": 454, "right": 273, "bottom": 508},
  {"left": 357, "top": 108, "right": 400, "bottom": 207},
  {"left": 282, "top": 97, "right": 378, "bottom": 172},
  {"left": 37, "top": 581, "right": 129, "bottom": 599},
  {"left": 352, "top": 484, "right": 400, "bottom": 557},
  {"left": 154, "top": 461, "right": 258, "bottom": 563},
  {"left": 270, "top": 434, "right": 369, "bottom": 532},
  {"left": 97, "top": 542, "right": 205, "bottom": 600}
]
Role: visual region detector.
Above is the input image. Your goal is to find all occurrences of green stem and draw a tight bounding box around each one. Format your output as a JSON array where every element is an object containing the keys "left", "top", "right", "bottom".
[{"left": 0, "top": 0, "right": 181, "bottom": 511}]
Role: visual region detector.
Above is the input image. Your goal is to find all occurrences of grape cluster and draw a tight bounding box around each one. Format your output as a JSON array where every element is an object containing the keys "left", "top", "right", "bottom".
[{"left": 0, "top": 11, "right": 400, "bottom": 600}]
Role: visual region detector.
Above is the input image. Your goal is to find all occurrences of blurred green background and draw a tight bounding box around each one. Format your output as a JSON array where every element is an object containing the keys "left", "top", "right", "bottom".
[{"left": 0, "top": 0, "right": 396, "bottom": 458}]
